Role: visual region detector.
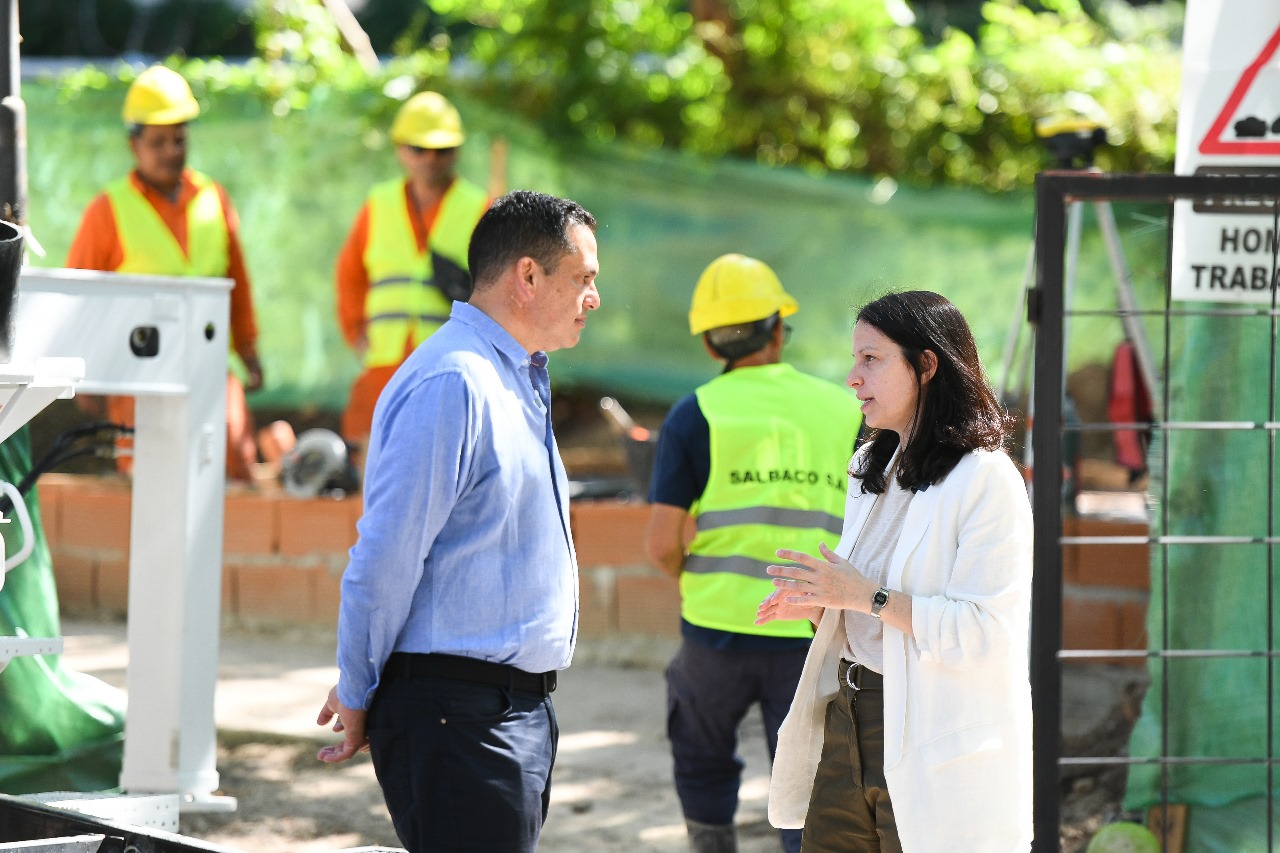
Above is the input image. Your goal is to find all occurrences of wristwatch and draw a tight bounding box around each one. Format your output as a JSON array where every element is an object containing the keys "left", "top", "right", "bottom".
[{"left": 870, "top": 587, "right": 890, "bottom": 619}]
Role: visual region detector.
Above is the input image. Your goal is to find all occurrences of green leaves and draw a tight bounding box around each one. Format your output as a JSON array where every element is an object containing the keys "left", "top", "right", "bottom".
[
  {"left": 49, "top": 0, "right": 1182, "bottom": 192},
  {"left": 423, "top": 0, "right": 1179, "bottom": 189}
]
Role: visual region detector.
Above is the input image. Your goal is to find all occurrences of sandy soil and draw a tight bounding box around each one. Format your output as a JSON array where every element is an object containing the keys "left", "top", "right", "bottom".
[
  {"left": 60, "top": 623, "right": 791, "bottom": 853},
  {"left": 177, "top": 675, "right": 1140, "bottom": 853},
  {"left": 55, "top": 622, "right": 1137, "bottom": 853},
  {"left": 182, "top": 668, "right": 792, "bottom": 853}
]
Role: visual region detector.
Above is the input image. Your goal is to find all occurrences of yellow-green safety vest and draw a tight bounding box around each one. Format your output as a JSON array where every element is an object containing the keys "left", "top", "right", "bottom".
[
  {"left": 682, "top": 362, "right": 863, "bottom": 637},
  {"left": 105, "top": 170, "right": 228, "bottom": 277},
  {"left": 105, "top": 170, "right": 245, "bottom": 374},
  {"left": 362, "top": 177, "right": 488, "bottom": 368}
]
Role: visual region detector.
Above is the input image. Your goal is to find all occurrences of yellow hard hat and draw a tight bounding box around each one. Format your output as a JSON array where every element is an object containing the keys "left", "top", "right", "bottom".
[
  {"left": 390, "top": 91, "right": 465, "bottom": 149},
  {"left": 689, "top": 254, "right": 799, "bottom": 335},
  {"left": 123, "top": 65, "right": 200, "bottom": 126}
]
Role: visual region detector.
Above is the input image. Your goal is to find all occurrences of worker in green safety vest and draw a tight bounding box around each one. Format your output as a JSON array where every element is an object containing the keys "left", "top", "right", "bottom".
[
  {"left": 644, "top": 253, "right": 863, "bottom": 853},
  {"left": 335, "top": 91, "right": 489, "bottom": 465},
  {"left": 67, "top": 64, "right": 264, "bottom": 483}
]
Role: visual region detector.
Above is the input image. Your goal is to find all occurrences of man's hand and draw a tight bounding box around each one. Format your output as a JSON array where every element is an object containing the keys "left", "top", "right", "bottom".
[
  {"left": 316, "top": 684, "right": 369, "bottom": 764},
  {"left": 242, "top": 354, "right": 265, "bottom": 392}
]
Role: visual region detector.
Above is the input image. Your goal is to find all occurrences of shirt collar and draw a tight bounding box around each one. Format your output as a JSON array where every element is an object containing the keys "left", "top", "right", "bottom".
[
  {"left": 129, "top": 168, "right": 197, "bottom": 206},
  {"left": 450, "top": 301, "right": 549, "bottom": 373}
]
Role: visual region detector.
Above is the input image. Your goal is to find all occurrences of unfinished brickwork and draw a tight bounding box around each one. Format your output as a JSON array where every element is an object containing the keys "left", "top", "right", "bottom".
[{"left": 35, "top": 474, "right": 1147, "bottom": 654}]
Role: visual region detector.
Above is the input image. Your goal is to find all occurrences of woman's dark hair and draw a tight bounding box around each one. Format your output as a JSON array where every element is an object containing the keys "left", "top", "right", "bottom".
[
  {"left": 853, "top": 290, "right": 1013, "bottom": 494},
  {"left": 468, "top": 190, "right": 596, "bottom": 290}
]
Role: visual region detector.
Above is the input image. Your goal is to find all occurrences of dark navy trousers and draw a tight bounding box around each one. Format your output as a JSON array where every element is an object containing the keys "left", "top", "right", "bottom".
[
  {"left": 666, "top": 639, "right": 808, "bottom": 853},
  {"left": 366, "top": 675, "right": 558, "bottom": 853}
]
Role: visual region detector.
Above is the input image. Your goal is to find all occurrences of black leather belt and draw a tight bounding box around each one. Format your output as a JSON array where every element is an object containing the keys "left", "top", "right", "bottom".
[
  {"left": 838, "top": 658, "right": 883, "bottom": 692},
  {"left": 383, "top": 652, "right": 557, "bottom": 696}
]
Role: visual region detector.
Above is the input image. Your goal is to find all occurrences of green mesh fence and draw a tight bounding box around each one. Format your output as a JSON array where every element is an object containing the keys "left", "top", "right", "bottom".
[
  {"left": 23, "top": 82, "right": 1157, "bottom": 412},
  {"left": 1122, "top": 307, "right": 1280, "bottom": 837},
  {"left": 11, "top": 75, "right": 1178, "bottom": 802}
]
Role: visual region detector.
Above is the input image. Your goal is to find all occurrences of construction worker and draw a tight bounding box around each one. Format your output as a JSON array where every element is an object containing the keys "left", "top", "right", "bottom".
[
  {"left": 644, "top": 254, "right": 863, "bottom": 853},
  {"left": 67, "top": 64, "right": 264, "bottom": 483},
  {"left": 334, "top": 91, "right": 489, "bottom": 463}
]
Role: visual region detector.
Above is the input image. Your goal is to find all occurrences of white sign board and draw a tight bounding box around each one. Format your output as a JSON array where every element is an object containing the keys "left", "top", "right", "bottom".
[{"left": 1171, "top": 1, "right": 1280, "bottom": 302}]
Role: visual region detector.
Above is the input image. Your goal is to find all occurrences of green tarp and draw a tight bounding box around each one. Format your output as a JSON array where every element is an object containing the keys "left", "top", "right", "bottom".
[
  {"left": 0, "top": 427, "right": 125, "bottom": 794},
  {"left": 24, "top": 81, "right": 1147, "bottom": 410},
  {"left": 1122, "top": 305, "right": 1280, "bottom": 848}
]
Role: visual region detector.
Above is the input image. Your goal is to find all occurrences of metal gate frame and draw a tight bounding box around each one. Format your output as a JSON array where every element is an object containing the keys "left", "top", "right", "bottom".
[{"left": 1030, "top": 171, "right": 1280, "bottom": 851}]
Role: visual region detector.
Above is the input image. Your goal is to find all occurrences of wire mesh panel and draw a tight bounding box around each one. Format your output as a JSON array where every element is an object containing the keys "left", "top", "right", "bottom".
[{"left": 1031, "top": 172, "right": 1280, "bottom": 853}]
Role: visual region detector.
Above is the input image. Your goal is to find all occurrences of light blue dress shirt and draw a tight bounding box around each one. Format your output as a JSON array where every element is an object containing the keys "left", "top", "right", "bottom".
[{"left": 336, "top": 302, "right": 579, "bottom": 710}]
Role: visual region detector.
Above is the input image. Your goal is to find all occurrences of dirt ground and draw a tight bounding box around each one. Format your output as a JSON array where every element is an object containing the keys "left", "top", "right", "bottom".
[
  {"left": 61, "top": 622, "right": 793, "bottom": 853},
  {"left": 182, "top": 725, "right": 1138, "bottom": 853},
  {"left": 181, "top": 699, "right": 792, "bottom": 853},
  {"left": 181, "top": 716, "right": 1142, "bottom": 853},
  {"left": 55, "top": 620, "right": 1144, "bottom": 853},
  {"left": 186, "top": 687, "right": 792, "bottom": 853}
]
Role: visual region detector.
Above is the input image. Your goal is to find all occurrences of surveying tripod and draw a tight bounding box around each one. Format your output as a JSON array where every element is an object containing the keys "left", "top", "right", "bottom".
[{"left": 998, "top": 119, "right": 1160, "bottom": 491}]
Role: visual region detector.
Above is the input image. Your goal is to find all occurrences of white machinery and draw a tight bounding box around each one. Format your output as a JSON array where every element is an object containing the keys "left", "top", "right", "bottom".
[
  {"left": 10, "top": 266, "right": 234, "bottom": 812},
  {"left": 0, "top": 355, "right": 82, "bottom": 668}
]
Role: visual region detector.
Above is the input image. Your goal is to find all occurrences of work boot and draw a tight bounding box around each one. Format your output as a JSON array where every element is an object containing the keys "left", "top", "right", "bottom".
[{"left": 686, "top": 819, "right": 737, "bottom": 853}]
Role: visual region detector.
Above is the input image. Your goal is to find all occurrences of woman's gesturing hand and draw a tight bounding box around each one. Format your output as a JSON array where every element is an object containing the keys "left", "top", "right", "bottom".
[
  {"left": 765, "top": 542, "right": 876, "bottom": 613},
  {"left": 755, "top": 588, "right": 823, "bottom": 627}
]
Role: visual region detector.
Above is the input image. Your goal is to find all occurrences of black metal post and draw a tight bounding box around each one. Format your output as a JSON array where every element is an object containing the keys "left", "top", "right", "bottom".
[
  {"left": 1030, "top": 171, "right": 1067, "bottom": 852},
  {"left": 0, "top": 0, "right": 20, "bottom": 363},
  {"left": 0, "top": 0, "right": 25, "bottom": 227}
]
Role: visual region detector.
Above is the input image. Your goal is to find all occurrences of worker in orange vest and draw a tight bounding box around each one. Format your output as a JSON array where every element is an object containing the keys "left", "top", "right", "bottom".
[
  {"left": 334, "top": 91, "right": 489, "bottom": 465},
  {"left": 66, "top": 65, "right": 264, "bottom": 483}
]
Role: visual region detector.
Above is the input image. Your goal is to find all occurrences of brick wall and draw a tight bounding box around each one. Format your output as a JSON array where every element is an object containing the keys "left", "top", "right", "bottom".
[
  {"left": 34, "top": 474, "right": 683, "bottom": 644},
  {"left": 1062, "top": 515, "right": 1151, "bottom": 664},
  {"left": 34, "top": 474, "right": 1150, "bottom": 656}
]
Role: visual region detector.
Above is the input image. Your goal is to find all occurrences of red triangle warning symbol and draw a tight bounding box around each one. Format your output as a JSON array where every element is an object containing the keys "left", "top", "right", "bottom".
[{"left": 1199, "top": 25, "right": 1280, "bottom": 156}]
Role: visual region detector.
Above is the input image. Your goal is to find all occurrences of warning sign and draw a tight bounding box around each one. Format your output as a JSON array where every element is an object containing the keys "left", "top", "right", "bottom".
[
  {"left": 1198, "top": 28, "right": 1280, "bottom": 156},
  {"left": 1171, "top": 2, "right": 1280, "bottom": 303}
]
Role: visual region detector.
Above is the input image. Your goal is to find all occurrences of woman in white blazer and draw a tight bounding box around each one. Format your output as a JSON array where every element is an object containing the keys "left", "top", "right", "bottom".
[{"left": 757, "top": 291, "right": 1033, "bottom": 853}]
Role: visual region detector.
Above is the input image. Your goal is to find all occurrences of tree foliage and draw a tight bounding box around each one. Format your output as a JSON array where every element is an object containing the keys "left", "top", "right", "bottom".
[
  {"left": 423, "top": 0, "right": 1182, "bottom": 190},
  {"left": 46, "top": 0, "right": 1183, "bottom": 191}
]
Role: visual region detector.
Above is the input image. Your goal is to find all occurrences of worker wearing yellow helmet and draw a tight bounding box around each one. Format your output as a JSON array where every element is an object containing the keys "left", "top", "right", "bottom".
[
  {"left": 335, "top": 91, "right": 490, "bottom": 464},
  {"left": 643, "top": 254, "right": 863, "bottom": 853},
  {"left": 67, "top": 64, "right": 265, "bottom": 482}
]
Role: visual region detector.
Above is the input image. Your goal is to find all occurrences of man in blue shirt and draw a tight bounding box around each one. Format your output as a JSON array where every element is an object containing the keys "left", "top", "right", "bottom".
[{"left": 317, "top": 190, "right": 600, "bottom": 853}]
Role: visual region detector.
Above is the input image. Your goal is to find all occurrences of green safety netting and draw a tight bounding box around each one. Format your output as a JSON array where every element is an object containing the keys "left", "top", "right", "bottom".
[
  {"left": 0, "top": 426, "right": 125, "bottom": 794},
  {"left": 1122, "top": 304, "right": 1280, "bottom": 849},
  {"left": 23, "top": 82, "right": 1147, "bottom": 411},
  {"left": 16, "top": 76, "right": 1187, "bottom": 803}
]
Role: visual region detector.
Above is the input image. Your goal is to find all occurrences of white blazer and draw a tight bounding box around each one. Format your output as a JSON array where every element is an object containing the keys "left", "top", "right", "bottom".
[{"left": 769, "top": 448, "right": 1034, "bottom": 853}]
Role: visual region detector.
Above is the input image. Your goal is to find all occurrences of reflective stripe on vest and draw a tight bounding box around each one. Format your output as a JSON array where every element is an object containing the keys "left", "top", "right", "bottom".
[
  {"left": 680, "top": 362, "right": 863, "bottom": 637},
  {"left": 105, "top": 170, "right": 229, "bottom": 277},
  {"left": 362, "top": 177, "right": 488, "bottom": 368}
]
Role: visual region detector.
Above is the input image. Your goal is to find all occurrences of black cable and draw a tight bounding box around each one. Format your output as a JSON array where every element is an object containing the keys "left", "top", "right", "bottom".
[
  {"left": 38, "top": 420, "right": 129, "bottom": 464},
  {"left": 14, "top": 444, "right": 111, "bottom": 497},
  {"left": 0, "top": 423, "right": 132, "bottom": 516}
]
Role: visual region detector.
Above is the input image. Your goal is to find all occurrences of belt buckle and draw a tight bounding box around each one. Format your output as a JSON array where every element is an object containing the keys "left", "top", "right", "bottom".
[{"left": 844, "top": 662, "right": 861, "bottom": 693}]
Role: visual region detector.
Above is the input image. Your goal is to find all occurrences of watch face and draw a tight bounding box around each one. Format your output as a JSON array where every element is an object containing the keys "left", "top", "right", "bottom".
[{"left": 872, "top": 589, "right": 889, "bottom": 607}]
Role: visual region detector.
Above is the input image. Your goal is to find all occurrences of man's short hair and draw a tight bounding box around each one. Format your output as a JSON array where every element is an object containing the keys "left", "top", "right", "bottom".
[
  {"left": 706, "top": 313, "right": 781, "bottom": 360},
  {"left": 468, "top": 190, "right": 597, "bottom": 290}
]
